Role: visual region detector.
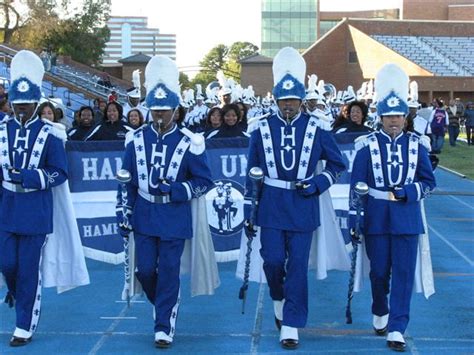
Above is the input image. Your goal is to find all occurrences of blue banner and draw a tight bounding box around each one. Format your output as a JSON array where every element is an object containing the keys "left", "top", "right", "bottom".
[{"left": 66, "top": 133, "right": 366, "bottom": 263}]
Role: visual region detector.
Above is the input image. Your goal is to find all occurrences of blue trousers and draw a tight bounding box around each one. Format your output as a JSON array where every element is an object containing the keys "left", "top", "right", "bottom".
[
  {"left": 365, "top": 234, "right": 419, "bottom": 334},
  {"left": 431, "top": 134, "right": 445, "bottom": 153},
  {"left": 448, "top": 125, "right": 460, "bottom": 146},
  {"left": 0, "top": 232, "right": 47, "bottom": 334},
  {"left": 134, "top": 233, "right": 185, "bottom": 335},
  {"left": 260, "top": 227, "right": 313, "bottom": 328}
]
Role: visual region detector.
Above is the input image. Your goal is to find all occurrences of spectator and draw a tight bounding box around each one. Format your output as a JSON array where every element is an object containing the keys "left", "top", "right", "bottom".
[
  {"left": 0, "top": 84, "right": 7, "bottom": 101},
  {"left": 206, "top": 103, "right": 247, "bottom": 139},
  {"left": 464, "top": 101, "right": 474, "bottom": 146},
  {"left": 446, "top": 99, "right": 462, "bottom": 146},
  {"left": 55, "top": 107, "right": 72, "bottom": 130},
  {"left": 332, "top": 103, "right": 350, "bottom": 130},
  {"left": 68, "top": 106, "right": 95, "bottom": 141},
  {"left": 126, "top": 108, "right": 145, "bottom": 129},
  {"left": 38, "top": 101, "right": 59, "bottom": 123},
  {"left": 92, "top": 98, "right": 106, "bottom": 123},
  {"left": 108, "top": 90, "right": 118, "bottom": 103},
  {"left": 236, "top": 101, "right": 248, "bottom": 131},
  {"left": 429, "top": 99, "right": 448, "bottom": 154},
  {"left": 85, "top": 101, "right": 131, "bottom": 141},
  {"left": 333, "top": 100, "right": 373, "bottom": 134},
  {"left": 203, "top": 107, "right": 223, "bottom": 138},
  {"left": 417, "top": 102, "right": 433, "bottom": 122},
  {"left": 39, "top": 49, "right": 51, "bottom": 72},
  {"left": 97, "top": 71, "right": 112, "bottom": 89},
  {"left": 0, "top": 98, "right": 11, "bottom": 120}
]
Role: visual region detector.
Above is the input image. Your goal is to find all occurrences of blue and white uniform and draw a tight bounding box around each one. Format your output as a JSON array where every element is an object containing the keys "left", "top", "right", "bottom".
[
  {"left": 118, "top": 124, "right": 213, "bottom": 338},
  {"left": 245, "top": 111, "right": 345, "bottom": 328},
  {"left": 0, "top": 116, "right": 68, "bottom": 338},
  {"left": 349, "top": 130, "right": 436, "bottom": 334}
]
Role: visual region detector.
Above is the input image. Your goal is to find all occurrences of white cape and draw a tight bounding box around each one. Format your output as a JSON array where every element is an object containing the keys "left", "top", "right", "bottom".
[
  {"left": 124, "top": 195, "right": 220, "bottom": 299},
  {"left": 42, "top": 181, "right": 90, "bottom": 293},
  {"left": 353, "top": 200, "right": 435, "bottom": 298}
]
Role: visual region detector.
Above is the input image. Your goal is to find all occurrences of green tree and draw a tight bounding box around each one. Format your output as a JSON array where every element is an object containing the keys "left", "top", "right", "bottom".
[
  {"left": 1, "top": 0, "right": 110, "bottom": 66},
  {"left": 226, "top": 41, "right": 259, "bottom": 77},
  {"left": 197, "top": 42, "right": 258, "bottom": 85},
  {"left": 42, "top": 0, "right": 111, "bottom": 65},
  {"left": 179, "top": 72, "right": 191, "bottom": 90}
]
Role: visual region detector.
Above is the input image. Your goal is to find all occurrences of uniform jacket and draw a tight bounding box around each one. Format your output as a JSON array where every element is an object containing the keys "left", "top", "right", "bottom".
[
  {"left": 119, "top": 124, "right": 213, "bottom": 239},
  {"left": 245, "top": 111, "right": 345, "bottom": 232},
  {"left": 350, "top": 130, "right": 436, "bottom": 235},
  {"left": 0, "top": 117, "right": 68, "bottom": 234}
]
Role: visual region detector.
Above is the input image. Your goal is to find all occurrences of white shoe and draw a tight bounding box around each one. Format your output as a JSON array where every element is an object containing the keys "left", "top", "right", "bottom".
[
  {"left": 280, "top": 326, "right": 299, "bottom": 349},
  {"left": 387, "top": 331, "right": 406, "bottom": 351},
  {"left": 373, "top": 314, "right": 389, "bottom": 335},
  {"left": 154, "top": 331, "right": 173, "bottom": 348},
  {"left": 273, "top": 300, "right": 284, "bottom": 330},
  {"left": 387, "top": 331, "right": 405, "bottom": 343}
]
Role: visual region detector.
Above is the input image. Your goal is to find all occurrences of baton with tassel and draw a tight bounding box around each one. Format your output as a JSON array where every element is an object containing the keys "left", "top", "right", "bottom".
[
  {"left": 239, "top": 167, "right": 264, "bottom": 314},
  {"left": 116, "top": 169, "right": 132, "bottom": 308},
  {"left": 346, "top": 181, "right": 369, "bottom": 324}
]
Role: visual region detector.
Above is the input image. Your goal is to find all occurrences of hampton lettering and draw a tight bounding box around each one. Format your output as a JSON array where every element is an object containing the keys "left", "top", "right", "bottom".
[
  {"left": 82, "top": 157, "right": 122, "bottom": 181},
  {"left": 83, "top": 223, "right": 119, "bottom": 238}
]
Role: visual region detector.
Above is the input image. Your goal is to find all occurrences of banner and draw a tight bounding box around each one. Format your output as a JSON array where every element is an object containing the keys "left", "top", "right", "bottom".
[
  {"left": 203, "top": 138, "right": 248, "bottom": 261},
  {"left": 66, "top": 133, "right": 366, "bottom": 264},
  {"left": 67, "top": 141, "right": 124, "bottom": 264}
]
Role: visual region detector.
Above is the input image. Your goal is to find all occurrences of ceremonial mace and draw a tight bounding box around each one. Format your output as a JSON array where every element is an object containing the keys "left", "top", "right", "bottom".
[
  {"left": 239, "top": 167, "right": 264, "bottom": 314},
  {"left": 116, "top": 169, "right": 132, "bottom": 308},
  {"left": 346, "top": 181, "right": 369, "bottom": 324}
]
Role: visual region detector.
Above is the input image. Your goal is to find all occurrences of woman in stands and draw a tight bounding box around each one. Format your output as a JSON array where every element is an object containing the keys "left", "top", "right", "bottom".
[
  {"left": 85, "top": 101, "right": 131, "bottom": 141},
  {"left": 206, "top": 103, "right": 248, "bottom": 139},
  {"left": 333, "top": 100, "right": 373, "bottom": 134},
  {"left": 68, "top": 106, "right": 95, "bottom": 141},
  {"left": 38, "top": 101, "right": 58, "bottom": 123},
  {"left": 331, "top": 103, "right": 350, "bottom": 131},
  {"left": 203, "top": 106, "right": 223, "bottom": 138},
  {"left": 126, "top": 108, "right": 145, "bottom": 129}
]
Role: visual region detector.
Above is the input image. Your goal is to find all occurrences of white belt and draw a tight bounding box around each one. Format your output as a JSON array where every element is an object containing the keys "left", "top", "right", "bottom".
[
  {"left": 264, "top": 174, "right": 314, "bottom": 190},
  {"left": 138, "top": 189, "right": 171, "bottom": 204},
  {"left": 264, "top": 177, "right": 297, "bottom": 190},
  {"left": 2, "top": 181, "right": 37, "bottom": 193},
  {"left": 368, "top": 187, "right": 397, "bottom": 201}
]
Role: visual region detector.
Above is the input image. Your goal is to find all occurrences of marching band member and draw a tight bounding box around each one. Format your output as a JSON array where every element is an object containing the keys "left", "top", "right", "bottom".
[
  {"left": 349, "top": 63, "right": 436, "bottom": 352},
  {"left": 0, "top": 50, "right": 89, "bottom": 347},
  {"left": 244, "top": 47, "right": 345, "bottom": 350},
  {"left": 117, "top": 55, "right": 219, "bottom": 349}
]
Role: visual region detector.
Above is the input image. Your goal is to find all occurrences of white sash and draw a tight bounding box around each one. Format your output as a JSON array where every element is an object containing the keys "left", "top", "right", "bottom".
[
  {"left": 368, "top": 133, "right": 385, "bottom": 187},
  {"left": 405, "top": 134, "right": 419, "bottom": 184},
  {"left": 28, "top": 125, "right": 51, "bottom": 169},
  {"left": 259, "top": 116, "right": 319, "bottom": 180},
  {"left": 258, "top": 119, "right": 278, "bottom": 178},
  {"left": 297, "top": 115, "right": 318, "bottom": 180},
  {"left": 0, "top": 123, "right": 10, "bottom": 178},
  {"left": 133, "top": 130, "right": 148, "bottom": 193},
  {"left": 0, "top": 123, "right": 50, "bottom": 174},
  {"left": 165, "top": 136, "right": 191, "bottom": 181},
  {"left": 134, "top": 131, "right": 191, "bottom": 194},
  {"left": 370, "top": 132, "right": 419, "bottom": 187}
]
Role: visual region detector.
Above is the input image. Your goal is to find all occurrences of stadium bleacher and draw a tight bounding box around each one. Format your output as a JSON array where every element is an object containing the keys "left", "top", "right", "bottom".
[{"left": 372, "top": 35, "right": 474, "bottom": 77}]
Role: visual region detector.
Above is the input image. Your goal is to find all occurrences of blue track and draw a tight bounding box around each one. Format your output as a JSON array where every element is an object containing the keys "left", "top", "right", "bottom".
[{"left": 1, "top": 168, "right": 473, "bottom": 354}]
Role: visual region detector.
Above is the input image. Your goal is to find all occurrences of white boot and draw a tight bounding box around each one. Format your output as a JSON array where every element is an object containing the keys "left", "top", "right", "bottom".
[
  {"left": 155, "top": 331, "right": 173, "bottom": 348},
  {"left": 372, "top": 314, "right": 389, "bottom": 335},
  {"left": 273, "top": 300, "right": 284, "bottom": 330},
  {"left": 280, "top": 325, "right": 299, "bottom": 349},
  {"left": 387, "top": 331, "right": 406, "bottom": 352}
]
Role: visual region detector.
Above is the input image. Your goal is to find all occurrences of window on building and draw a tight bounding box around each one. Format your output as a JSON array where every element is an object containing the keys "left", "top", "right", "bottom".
[{"left": 348, "top": 51, "right": 358, "bottom": 63}]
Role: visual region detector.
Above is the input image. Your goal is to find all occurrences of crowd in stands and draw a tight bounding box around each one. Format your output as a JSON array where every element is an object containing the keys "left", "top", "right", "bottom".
[{"left": 1, "top": 70, "right": 472, "bottom": 153}]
